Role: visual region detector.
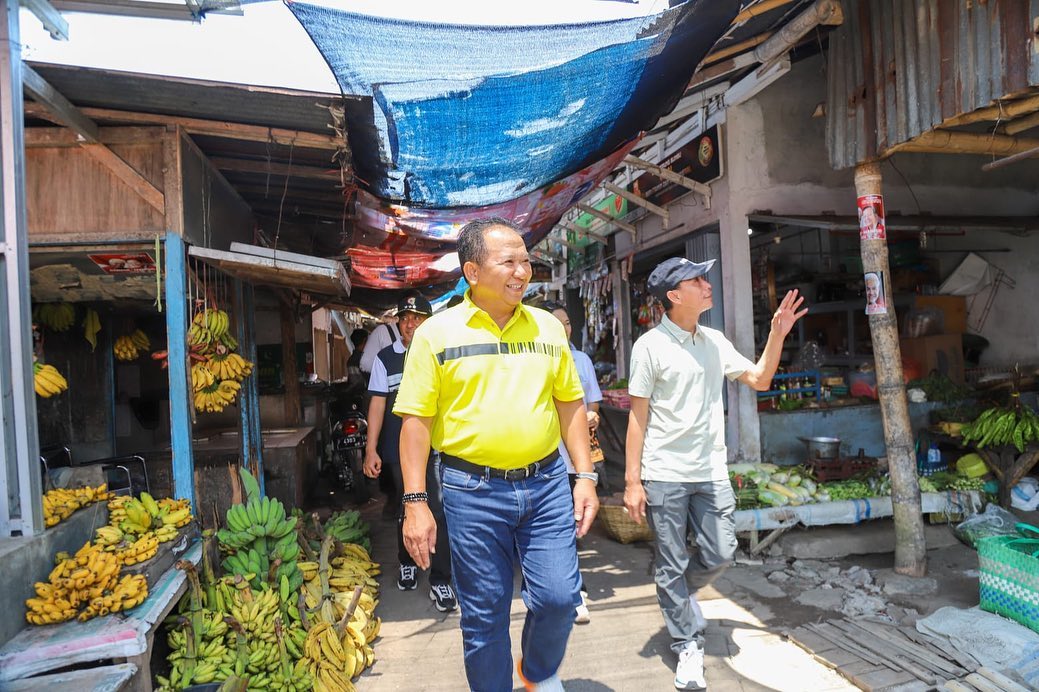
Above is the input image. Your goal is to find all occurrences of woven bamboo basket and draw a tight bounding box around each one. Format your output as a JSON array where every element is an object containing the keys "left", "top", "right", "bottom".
[{"left": 597, "top": 503, "right": 654, "bottom": 544}]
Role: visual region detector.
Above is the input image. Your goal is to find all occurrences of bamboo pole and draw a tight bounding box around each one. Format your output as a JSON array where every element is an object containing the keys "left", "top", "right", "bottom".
[{"left": 855, "top": 163, "right": 926, "bottom": 577}]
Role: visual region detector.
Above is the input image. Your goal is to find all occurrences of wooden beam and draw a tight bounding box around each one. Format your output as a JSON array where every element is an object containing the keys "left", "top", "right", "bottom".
[
  {"left": 702, "top": 33, "right": 771, "bottom": 66},
  {"left": 210, "top": 157, "right": 342, "bottom": 180},
  {"left": 733, "top": 0, "right": 797, "bottom": 25},
  {"left": 1003, "top": 110, "right": 1039, "bottom": 136},
  {"left": 891, "top": 129, "right": 1039, "bottom": 157},
  {"left": 22, "top": 0, "right": 68, "bottom": 39},
  {"left": 24, "top": 125, "right": 164, "bottom": 147},
  {"left": 232, "top": 184, "right": 348, "bottom": 204},
  {"left": 21, "top": 64, "right": 98, "bottom": 142},
  {"left": 22, "top": 102, "right": 342, "bottom": 150},
  {"left": 941, "top": 94, "right": 1039, "bottom": 128},
  {"left": 624, "top": 155, "right": 712, "bottom": 199},
  {"left": 558, "top": 221, "right": 607, "bottom": 245},
  {"left": 80, "top": 143, "right": 165, "bottom": 211},
  {"left": 576, "top": 203, "right": 637, "bottom": 236},
  {"left": 603, "top": 182, "right": 669, "bottom": 226}
]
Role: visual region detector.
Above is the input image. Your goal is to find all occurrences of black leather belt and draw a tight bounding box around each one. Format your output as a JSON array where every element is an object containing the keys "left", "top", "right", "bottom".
[{"left": 440, "top": 452, "right": 559, "bottom": 481}]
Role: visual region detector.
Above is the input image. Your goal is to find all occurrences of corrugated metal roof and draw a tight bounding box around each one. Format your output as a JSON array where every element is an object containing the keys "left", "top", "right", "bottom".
[
  {"left": 29, "top": 62, "right": 341, "bottom": 134},
  {"left": 826, "top": 0, "right": 1039, "bottom": 169}
]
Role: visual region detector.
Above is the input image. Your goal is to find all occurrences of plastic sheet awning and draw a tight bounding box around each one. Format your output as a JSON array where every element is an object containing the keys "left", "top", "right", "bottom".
[{"left": 287, "top": 0, "right": 740, "bottom": 289}]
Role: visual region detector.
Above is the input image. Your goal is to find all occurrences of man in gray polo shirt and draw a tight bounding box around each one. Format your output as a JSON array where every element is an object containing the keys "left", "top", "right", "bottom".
[{"left": 624, "top": 256, "right": 806, "bottom": 691}]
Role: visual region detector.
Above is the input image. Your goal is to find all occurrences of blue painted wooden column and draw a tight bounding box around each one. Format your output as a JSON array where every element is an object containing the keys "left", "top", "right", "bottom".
[
  {"left": 164, "top": 232, "right": 195, "bottom": 508},
  {"left": 234, "top": 278, "right": 264, "bottom": 494}
]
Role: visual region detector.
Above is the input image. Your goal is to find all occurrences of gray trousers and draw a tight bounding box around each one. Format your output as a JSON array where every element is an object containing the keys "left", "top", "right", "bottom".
[{"left": 644, "top": 479, "right": 737, "bottom": 652}]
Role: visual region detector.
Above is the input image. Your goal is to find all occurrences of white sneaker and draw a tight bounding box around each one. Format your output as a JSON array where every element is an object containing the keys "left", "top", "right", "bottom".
[
  {"left": 574, "top": 592, "right": 591, "bottom": 624},
  {"left": 689, "top": 595, "right": 708, "bottom": 633},
  {"left": 674, "top": 641, "right": 707, "bottom": 691}
]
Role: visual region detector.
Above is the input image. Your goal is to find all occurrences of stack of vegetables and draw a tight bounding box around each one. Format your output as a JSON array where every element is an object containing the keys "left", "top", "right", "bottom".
[{"left": 729, "top": 463, "right": 987, "bottom": 509}]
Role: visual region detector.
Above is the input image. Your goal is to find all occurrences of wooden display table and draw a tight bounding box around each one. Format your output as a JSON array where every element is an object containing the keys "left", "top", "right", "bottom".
[
  {"left": 0, "top": 542, "right": 201, "bottom": 691},
  {"left": 976, "top": 444, "right": 1039, "bottom": 508}
]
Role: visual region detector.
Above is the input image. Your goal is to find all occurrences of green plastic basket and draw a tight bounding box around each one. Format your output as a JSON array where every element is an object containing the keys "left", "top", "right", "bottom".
[{"left": 978, "top": 524, "right": 1039, "bottom": 634}]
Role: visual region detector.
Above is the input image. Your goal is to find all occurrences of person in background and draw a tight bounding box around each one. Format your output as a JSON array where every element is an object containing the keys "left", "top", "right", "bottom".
[
  {"left": 395, "top": 218, "right": 598, "bottom": 692},
  {"left": 346, "top": 328, "right": 368, "bottom": 385},
  {"left": 360, "top": 312, "right": 402, "bottom": 374},
  {"left": 363, "top": 294, "right": 456, "bottom": 611},
  {"left": 624, "top": 257, "right": 806, "bottom": 691},
  {"left": 543, "top": 300, "right": 602, "bottom": 625}
]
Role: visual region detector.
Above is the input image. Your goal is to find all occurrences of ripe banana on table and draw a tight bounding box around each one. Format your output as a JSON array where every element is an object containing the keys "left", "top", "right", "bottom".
[
  {"left": 33, "top": 362, "right": 69, "bottom": 398},
  {"left": 42, "top": 483, "right": 110, "bottom": 527}
]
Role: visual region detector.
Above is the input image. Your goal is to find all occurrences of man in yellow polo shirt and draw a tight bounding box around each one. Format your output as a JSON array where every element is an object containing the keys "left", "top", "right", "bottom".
[{"left": 394, "top": 218, "right": 599, "bottom": 692}]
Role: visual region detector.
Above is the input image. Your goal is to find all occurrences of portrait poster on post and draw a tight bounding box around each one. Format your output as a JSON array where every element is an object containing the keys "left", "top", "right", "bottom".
[
  {"left": 857, "top": 194, "right": 886, "bottom": 241},
  {"left": 864, "top": 271, "right": 888, "bottom": 315}
]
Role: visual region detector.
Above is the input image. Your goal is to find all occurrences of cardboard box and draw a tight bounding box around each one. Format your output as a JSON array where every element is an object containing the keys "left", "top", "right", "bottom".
[
  {"left": 914, "top": 295, "right": 967, "bottom": 334},
  {"left": 900, "top": 334, "right": 964, "bottom": 384}
]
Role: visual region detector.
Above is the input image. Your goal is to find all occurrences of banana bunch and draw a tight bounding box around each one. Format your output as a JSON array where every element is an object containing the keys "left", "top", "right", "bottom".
[
  {"left": 301, "top": 620, "right": 363, "bottom": 692},
  {"left": 205, "top": 352, "right": 254, "bottom": 382},
  {"left": 34, "top": 302, "right": 75, "bottom": 332},
  {"left": 26, "top": 540, "right": 147, "bottom": 624},
  {"left": 119, "top": 533, "right": 160, "bottom": 566},
  {"left": 219, "top": 496, "right": 301, "bottom": 592},
  {"left": 109, "top": 492, "right": 193, "bottom": 541},
  {"left": 191, "top": 362, "right": 216, "bottom": 392},
  {"left": 33, "top": 361, "right": 69, "bottom": 399},
  {"left": 962, "top": 403, "right": 1039, "bottom": 452},
  {"left": 218, "top": 469, "right": 303, "bottom": 592},
  {"left": 193, "top": 379, "right": 241, "bottom": 413},
  {"left": 41, "top": 483, "right": 110, "bottom": 527},
  {"left": 83, "top": 308, "right": 102, "bottom": 351},
  {"left": 114, "top": 334, "right": 141, "bottom": 361},
  {"left": 158, "top": 611, "right": 236, "bottom": 689},
  {"left": 272, "top": 617, "right": 313, "bottom": 692},
  {"left": 320, "top": 510, "right": 371, "bottom": 553},
  {"left": 188, "top": 308, "right": 238, "bottom": 352},
  {"left": 130, "top": 329, "right": 151, "bottom": 351},
  {"left": 78, "top": 573, "right": 149, "bottom": 620}
]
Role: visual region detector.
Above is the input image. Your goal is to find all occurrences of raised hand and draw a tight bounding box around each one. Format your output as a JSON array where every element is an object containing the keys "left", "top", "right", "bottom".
[{"left": 771, "top": 289, "right": 809, "bottom": 338}]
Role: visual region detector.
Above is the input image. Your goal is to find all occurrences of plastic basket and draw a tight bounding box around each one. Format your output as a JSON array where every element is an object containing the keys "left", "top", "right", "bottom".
[
  {"left": 977, "top": 526, "right": 1039, "bottom": 634},
  {"left": 597, "top": 504, "right": 654, "bottom": 544}
]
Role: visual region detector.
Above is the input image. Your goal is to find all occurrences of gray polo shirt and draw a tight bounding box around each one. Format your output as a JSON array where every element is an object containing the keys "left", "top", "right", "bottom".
[{"left": 628, "top": 314, "right": 754, "bottom": 483}]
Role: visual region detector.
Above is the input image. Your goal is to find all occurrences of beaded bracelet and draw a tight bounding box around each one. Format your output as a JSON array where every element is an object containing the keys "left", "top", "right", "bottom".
[{"left": 401, "top": 492, "right": 429, "bottom": 503}]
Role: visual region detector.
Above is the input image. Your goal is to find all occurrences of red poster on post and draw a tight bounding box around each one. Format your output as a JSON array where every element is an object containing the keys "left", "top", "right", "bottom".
[{"left": 857, "top": 194, "right": 886, "bottom": 241}]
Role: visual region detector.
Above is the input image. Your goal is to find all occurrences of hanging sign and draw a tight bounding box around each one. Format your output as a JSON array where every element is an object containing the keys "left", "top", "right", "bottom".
[
  {"left": 864, "top": 271, "right": 888, "bottom": 315},
  {"left": 88, "top": 253, "right": 156, "bottom": 275},
  {"left": 857, "top": 194, "right": 886, "bottom": 241}
]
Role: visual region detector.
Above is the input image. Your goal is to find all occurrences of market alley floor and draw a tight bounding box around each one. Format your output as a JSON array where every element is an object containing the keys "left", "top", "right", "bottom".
[{"left": 340, "top": 497, "right": 858, "bottom": 692}]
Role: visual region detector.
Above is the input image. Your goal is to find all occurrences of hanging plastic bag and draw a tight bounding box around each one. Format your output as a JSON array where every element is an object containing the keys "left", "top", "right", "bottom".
[{"left": 954, "top": 503, "right": 1021, "bottom": 548}]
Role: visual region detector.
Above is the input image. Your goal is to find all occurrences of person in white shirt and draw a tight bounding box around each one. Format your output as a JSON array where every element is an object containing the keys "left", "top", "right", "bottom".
[
  {"left": 624, "top": 256, "right": 806, "bottom": 691},
  {"left": 359, "top": 319, "right": 401, "bottom": 374},
  {"left": 544, "top": 301, "right": 602, "bottom": 624}
]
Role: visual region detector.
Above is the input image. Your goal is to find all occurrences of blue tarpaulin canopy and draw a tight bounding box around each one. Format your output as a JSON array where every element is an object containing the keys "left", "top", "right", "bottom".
[{"left": 285, "top": 0, "right": 739, "bottom": 288}]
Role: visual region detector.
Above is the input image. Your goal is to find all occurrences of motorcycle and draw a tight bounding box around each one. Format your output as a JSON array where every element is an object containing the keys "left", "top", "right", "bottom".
[{"left": 328, "top": 386, "right": 371, "bottom": 503}]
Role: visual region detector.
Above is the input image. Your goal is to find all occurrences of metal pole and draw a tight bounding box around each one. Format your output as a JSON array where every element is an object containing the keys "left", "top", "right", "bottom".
[
  {"left": 0, "top": 0, "right": 43, "bottom": 536},
  {"left": 855, "top": 163, "right": 926, "bottom": 576}
]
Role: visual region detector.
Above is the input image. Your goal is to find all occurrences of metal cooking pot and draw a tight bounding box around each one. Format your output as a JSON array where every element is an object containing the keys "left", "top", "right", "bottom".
[{"left": 798, "top": 436, "right": 841, "bottom": 459}]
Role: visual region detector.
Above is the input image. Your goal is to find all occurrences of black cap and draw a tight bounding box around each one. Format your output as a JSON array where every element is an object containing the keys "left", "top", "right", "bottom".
[
  {"left": 396, "top": 294, "right": 432, "bottom": 316},
  {"left": 646, "top": 257, "right": 716, "bottom": 300}
]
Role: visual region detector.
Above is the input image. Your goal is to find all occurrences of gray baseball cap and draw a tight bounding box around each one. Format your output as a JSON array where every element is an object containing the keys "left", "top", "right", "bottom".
[{"left": 646, "top": 257, "right": 716, "bottom": 300}]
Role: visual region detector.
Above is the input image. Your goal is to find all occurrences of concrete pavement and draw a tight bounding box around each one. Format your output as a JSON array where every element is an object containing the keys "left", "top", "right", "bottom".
[{"left": 353, "top": 501, "right": 855, "bottom": 691}]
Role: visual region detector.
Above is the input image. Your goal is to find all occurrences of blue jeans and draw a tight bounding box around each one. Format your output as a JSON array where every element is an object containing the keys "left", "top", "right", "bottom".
[{"left": 439, "top": 456, "right": 581, "bottom": 692}]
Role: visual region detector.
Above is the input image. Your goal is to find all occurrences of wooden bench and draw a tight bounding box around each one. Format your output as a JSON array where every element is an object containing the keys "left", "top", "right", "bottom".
[{"left": 0, "top": 542, "right": 201, "bottom": 691}]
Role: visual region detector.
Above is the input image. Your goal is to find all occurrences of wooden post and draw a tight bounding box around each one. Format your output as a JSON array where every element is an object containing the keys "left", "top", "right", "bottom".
[
  {"left": 280, "top": 303, "right": 302, "bottom": 426},
  {"left": 855, "top": 163, "right": 926, "bottom": 576},
  {"left": 234, "top": 278, "right": 264, "bottom": 494},
  {"left": 165, "top": 232, "right": 196, "bottom": 509}
]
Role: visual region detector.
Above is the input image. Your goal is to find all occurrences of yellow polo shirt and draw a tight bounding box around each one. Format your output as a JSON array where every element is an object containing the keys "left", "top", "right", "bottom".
[{"left": 393, "top": 292, "right": 584, "bottom": 469}]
